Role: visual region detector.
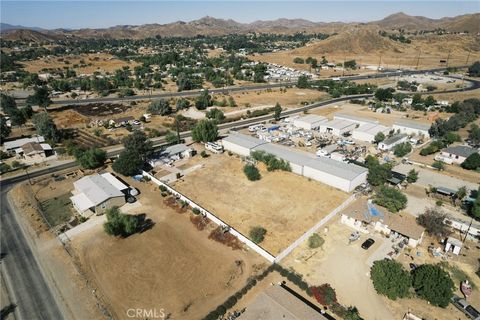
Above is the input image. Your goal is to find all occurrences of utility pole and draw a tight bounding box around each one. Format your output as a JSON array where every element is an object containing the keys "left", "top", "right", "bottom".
[
  {"left": 445, "top": 50, "right": 451, "bottom": 69},
  {"left": 415, "top": 51, "right": 421, "bottom": 70},
  {"left": 342, "top": 55, "right": 346, "bottom": 77},
  {"left": 377, "top": 55, "right": 382, "bottom": 73},
  {"left": 175, "top": 116, "right": 181, "bottom": 144},
  {"left": 465, "top": 51, "right": 471, "bottom": 66}
]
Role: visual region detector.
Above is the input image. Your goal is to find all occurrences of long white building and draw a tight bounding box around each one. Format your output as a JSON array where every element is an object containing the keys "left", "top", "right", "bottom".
[
  {"left": 393, "top": 120, "right": 431, "bottom": 138},
  {"left": 334, "top": 113, "right": 379, "bottom": 127},
  {"left": 222, "top": 133, "right": 368, "bottom": 192},
  {"left": 293, "top": 115, "right": 328, "bottom": 130},
  {"left": 352, "top": 123, "right": 391, "bottom": 143},
  {"left": 319, "top": 119, "right": 357, "bottom": 136}
]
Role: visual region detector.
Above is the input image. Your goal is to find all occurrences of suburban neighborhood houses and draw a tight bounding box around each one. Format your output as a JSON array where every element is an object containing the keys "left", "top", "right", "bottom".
[{"left": 1, "top": 2, "right": 480, "bottom": 320}]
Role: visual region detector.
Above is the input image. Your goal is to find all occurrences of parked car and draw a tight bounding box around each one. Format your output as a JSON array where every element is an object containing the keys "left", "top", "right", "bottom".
[
  {"left": 361, "top": 238, "right": 375, "bottom": 250},
  {"left": 451, "top": 295, "right": 480, "bottom": 320}
]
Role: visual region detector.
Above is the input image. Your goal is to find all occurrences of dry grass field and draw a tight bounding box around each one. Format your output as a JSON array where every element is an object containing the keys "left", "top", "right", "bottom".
[
  {"left": 172, "top": 154, "right": 349, "bottom": 255},
  {"left": 71, "top": 178, "right": 265, "bottom": 320},
  {"left": 21, "top": 53, "right": 139, "bottom": 74}
]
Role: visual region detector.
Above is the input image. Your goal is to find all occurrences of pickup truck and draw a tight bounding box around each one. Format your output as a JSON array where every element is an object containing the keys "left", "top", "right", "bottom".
[{"left": 451, "top": 295, "right": 480, "bottom": 320}]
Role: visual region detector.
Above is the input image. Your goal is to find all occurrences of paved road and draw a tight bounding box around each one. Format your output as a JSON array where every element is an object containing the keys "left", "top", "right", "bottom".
[
  {"left": 24, "top": 66, "right": 470, "bottom": 107},
  {"left": 0, "top": 188, "right": 64, "bottom": 320}
]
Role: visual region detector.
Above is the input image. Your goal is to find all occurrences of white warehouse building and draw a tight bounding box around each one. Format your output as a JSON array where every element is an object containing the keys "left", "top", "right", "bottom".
[
  {"left": 393, "top": 120, "right": 431, "bottom": 138},
  {"left": 352, "top": 123, "right": 391, "bottom": 143},
  {"left": 293, "top": 114, "right": 328, "bottom": 130},
  {"left": 223, "top": 133, "right": 368, "bottom": 192},
  {"left": 320, "top": 119, "right": 357, "bottom": 136},
  {"left": 378, "top": 134, "right": 408, "bottom": 151},
  {"left": 334, "top": 113, "right": 379, "bottom": 127},
  {"left": 222, "top": 133, "right": 267, "bottom": 157}
]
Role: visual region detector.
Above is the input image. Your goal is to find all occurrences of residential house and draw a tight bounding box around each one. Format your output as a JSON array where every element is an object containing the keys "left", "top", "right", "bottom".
[
  {"left": 70, "top": 172, "right": 129, "bottom": 217},
  {"left": 17, "top": 142, "right": 55, "bottom": 164},
  {"left": 436, "top": 146, "right": 478, "bottom": 165},
  {"left": 3, "top": 136, "right": 45, "bottom": 152},
  {"left": 378, "top": 134, "right": 408, "bottom": 151}
]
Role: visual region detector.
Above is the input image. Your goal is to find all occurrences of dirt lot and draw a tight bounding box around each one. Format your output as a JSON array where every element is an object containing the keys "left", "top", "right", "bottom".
[
  {"left": 21, "top": 53, "right": 138, "bottom": 75},
  {"left": 310, "top": 101, "right": 448, "bottom": 126},
  {"left": 172, "top": 154, "right": 349, "bottom": 255},
  {"left": 71, "top": 177, "right": 266, "bottom": 319}
]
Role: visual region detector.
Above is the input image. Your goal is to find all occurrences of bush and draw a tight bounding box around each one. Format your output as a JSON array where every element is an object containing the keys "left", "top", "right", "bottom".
[
  {"left": 103, "top": 207, "right": 138, "bottom": 237},
  {"left": 249, "top": 226, "right": 267, "bottom": 244},
  {"left": 251, "top": 150, "right": 291, "bottom": 172},
  {"left": 200, "top": 150, "right": 209, "bottom": 158},
  {"left": 374, "top": 186, "right": 407, "bottom": 213},
  {"left": 147, "top": 99, "right": 172, "bottom": 116},
  {"left": 420, "top": 140, "right": 444, "bottom": 156},
  {"left": 412, "top": 264, "right": 454, "bottom": 307},
  {"left": 371, "top": 260, "right": 411, "bottom": 300},
  {"left": 461, "top": 153, "right": 480, "bottom": 170},
  {"left": 0, "top": 163, "right": 11, "bottom": 173},
  {"left": 393, "top": 142, "right": 412, "bottom": 157},
  {"left": 192, "top": 207, "right": 201, "bottom": 215},
  {"left": 308, "top": 233, "right": 324, "bottom": 248},
  {"left": 311, "top": 284, "right": 337, "bottom": 306},
  {"left": 243, "top": 164, "right": 261, "bottom": 181},
  {"left": 432, "top": 160, "right": 444, "bottom": 171}
]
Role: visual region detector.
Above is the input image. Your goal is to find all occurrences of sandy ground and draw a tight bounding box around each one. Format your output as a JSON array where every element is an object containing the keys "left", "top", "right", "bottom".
[
  {"left": 282, "top": 217, "right": 394, "bottom": 320},
  {"left": 172, "top": 154, "right": 348, "bottom": 255},
  {"left": 20, "top": 53, "right": 139, "bottom": 75},
  {"left": 70, "top": 177, "right": 266, "bottom": 320}
]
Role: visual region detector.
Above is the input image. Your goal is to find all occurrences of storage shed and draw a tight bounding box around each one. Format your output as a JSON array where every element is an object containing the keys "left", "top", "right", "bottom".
[
  {"left": 293, "top": 115, "right": 328, "bottom": 130},
  {"left": 222, "top": 132, "right": 267, "bottom": 157},
  {"left": 352, "top": 123, "right": 390, "bottom": 143},
  {"left": 319, "top": 119, "right": 357, "bottom": 136},
  {"left": 378, "top": 134, "right": 408, "bottom": 151}
]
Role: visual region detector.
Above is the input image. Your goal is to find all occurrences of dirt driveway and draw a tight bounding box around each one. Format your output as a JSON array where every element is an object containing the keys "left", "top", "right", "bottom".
[{"left": 283, "top": 219, "right": 394, "bottom": 320}]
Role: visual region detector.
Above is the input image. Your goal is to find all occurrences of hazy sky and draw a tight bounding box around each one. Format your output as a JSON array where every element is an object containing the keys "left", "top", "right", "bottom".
[{"left": 1, "top": 1, "right": 479, "bottom": 29}]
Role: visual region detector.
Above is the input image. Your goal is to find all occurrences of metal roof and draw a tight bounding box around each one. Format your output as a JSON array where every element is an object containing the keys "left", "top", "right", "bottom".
[
  {"left": 353, "top": 123, "right": 390, "bottom": 135},
  {"left": 73, "top": 173, "right": 124, "bottom": 206},
  {"left": 320, "top": 119, "right": 356, "bottom": 130},
  {"left": 3, "top": 136, "right": 45, "bottom": 150},
  {"left": 381, "top": 134, "right": 408, "bottom": 146},
  {"left": 253, "top": 142, "right": 315, "bottom": 165},
  {"left": 334, "top": 113, "right": 378, "bottom": 124},
  {"left": 222, "top": 133, "right": 267, "bottom": 149},
  {"left": 394, "top": 120, "right": 430, "bottom": 131},
  {"left": 443, "top": 146, "right": 478, "bottom": 158},
  {"left": 294, "top": 114, "right": 327, "bottom": 124},
  {"left": 162, "top": 143, "right": 192, "bottom": 156}
]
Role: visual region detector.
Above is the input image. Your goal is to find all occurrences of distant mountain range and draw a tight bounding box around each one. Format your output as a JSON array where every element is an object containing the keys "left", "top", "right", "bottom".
[{"left": 1, "top": 12, "right": 479, "bottom": 41}]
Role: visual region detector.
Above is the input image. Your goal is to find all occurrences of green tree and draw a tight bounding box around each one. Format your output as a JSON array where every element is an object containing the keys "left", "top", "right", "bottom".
[
  {"left": 293, "top": 57, "right": 304, "bottom": 64},
  {"left": 393, "top": 142, "right": 412, "bottom": 157},
  {"left": 243, "top": 164, "right": 261, "bottom": 181},
  {"left": 148, "top": 99, "right": 172, "bottom": 116},
  {"left": 442, "top": 132, "right": 461, "bottom": 145},
  {"left": 416, "top": 207, "right": 451, "bottom": 238},
  {"left": 374, "top": 88, "right": 394, "bottom": 102},
  {"left": 191, "top": 119, "right": 218, "bottom": 143},
  {"left": 103, "top": 207, "right": 139, "bottom": 237},
  {"left": 365, "top": 156, "right": 392, "bottom": 186},
  {"left": 472, "top": 187, "right": 480, "bottom": 218},
  {"left": 31, "top": 112, "right": 59, "bottom": 142},
  {"left": 374, "top": 132, "right": 385, "bottom": 144},
  {"left": 205, "top": 108, "right": 225, "bottom": 121},
  {"left": 432, "top": 160, "right": 444, "bottom": 171},
  {"left": 112, "top": 150, "right": 144, "bottom": 176},
  {"left": 249, "top": 226, "right": 267, "bottom": 244},
  {"left": 122, "top": 130, "right": 153, "bottom": 162},
  {"left": 176, "top": 98, "right": 191, "bottom": 111},
  {"left": 468, "top": 123, "right": 480, "bottom": 145},
  {"left": 273, "top": 102, "right": 282, "bottom": 121},
  {"left": 165, "top": 130, "right": 179, "bottom": 144},
  {"left": 406, "top": 169, "right": 418, "bottom": 183},
  {"left": 461, "top": 153, "right": 480, "bottom": 170},
  {"left": 412, "top": 264, "right": 454, "bottom": 308},
  {"left": 75, "top": 148, "right": 107, "bottom": 169},
  {"left": 344, "top": 307, "right": 364, "bottom": 320},
  {"left": 297, "top": 75, "right": 310, "bottom": 89},
  {"left": 374, "top": 186, "right": 407, "bottom": 212},
  {"left": 228, "top": 96, "right": 237, "bottom": 108},
  {"left": 344, "top": 60, "right": 357, "bottom": 69},
  {"left": 424, "top": 95, "right": 436, "bottom": 108},
  {"left": 467, "top": 61, "right": 480, "bottom": 77},
  {"left": 195, "top": 89, "right": 212, "bottom": 110},
  {"left": 0, "top": 116, "right": 11, "bottom": 142},
  {"left": 371, "top": 260, "right": 411, "bottom": 300},
  {"left": 308, "top": 233, "right": 324, "bottom": 249},
  {"left": 26, "top": 86, "right": 52, "bottom": 109}
]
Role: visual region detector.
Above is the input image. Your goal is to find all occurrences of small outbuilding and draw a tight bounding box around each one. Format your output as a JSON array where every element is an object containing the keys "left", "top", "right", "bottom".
[
  {"left": 378, "top": 134, "right": 408, "bottom": 151},
  {"left": 445, "top": 237, "right": 463, "bottom": 255}
]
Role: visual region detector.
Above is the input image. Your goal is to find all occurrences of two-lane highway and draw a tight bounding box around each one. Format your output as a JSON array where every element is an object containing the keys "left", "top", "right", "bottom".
[{"left": 1, "top": 187, "right": 64, "bottom": 320}]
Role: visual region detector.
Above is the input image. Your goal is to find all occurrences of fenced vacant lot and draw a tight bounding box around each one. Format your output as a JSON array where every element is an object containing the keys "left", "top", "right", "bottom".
[
  {"left": 172, "top": 155, "right": 349, "bottom": 255},
  {"left": 40, "top": 193, "right": 73, "bottom": 227}
]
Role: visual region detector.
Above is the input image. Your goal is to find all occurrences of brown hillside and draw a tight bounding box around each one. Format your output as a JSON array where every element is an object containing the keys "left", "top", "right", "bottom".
[{"left": 0, "top": 29, "right": 64, "bottom": 42}]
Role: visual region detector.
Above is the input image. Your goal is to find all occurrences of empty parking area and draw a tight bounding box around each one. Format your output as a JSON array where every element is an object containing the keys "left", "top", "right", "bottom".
[{"left": 171, "top": 154, "right": 349, "bottom": 255}]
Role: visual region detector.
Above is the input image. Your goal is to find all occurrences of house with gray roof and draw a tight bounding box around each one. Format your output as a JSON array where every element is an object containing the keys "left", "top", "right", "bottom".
[
  {"left": 438, "top": 145, "right": 479, "bottom": 164},
  {"left": 378, "top": 134, "right": 408, "bottom": 151},
  {"left": 70, "top": 172, "right": 128, "bottom": 217}
]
